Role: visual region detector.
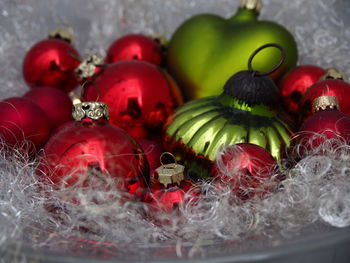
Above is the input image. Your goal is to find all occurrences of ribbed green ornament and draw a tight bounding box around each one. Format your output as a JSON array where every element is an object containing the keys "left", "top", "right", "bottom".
[{"left": 165, "top": 44, "right": 293, "bottom": 178}]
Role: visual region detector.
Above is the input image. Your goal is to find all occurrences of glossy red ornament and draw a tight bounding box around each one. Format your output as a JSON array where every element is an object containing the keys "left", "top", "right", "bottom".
[
  {"left": 0, "top": 97, "right": 51, "bottom": 150},
  {"left": 83, "top": 60, "right": 182, "bottom": 138},
  {"left": 37, "top": 117, "right": 149, "bottom": 200},
  {"left": 297, "top": 110, "right": 350, "bottom": 151},
  {"left": 23, "top": 38, "right": 80, "bottom": 92},
  {"left": 106, "top": 34, "right": 162, "bottom": 65},
  {"left": 301, "top": 79, "right": 350, "bottom": 118},
  {"left": 279, "top": 65, "right": 326, "bottom": 113},
  {"left": 137, "top": 139, "right": 164, "bottom": 175},
  {"left": 211, "top": 143, "right": 278, "bottom": 200},
  {"left": 24, "top": 87, "right": 73, "bottom": 129},
  {"left": 163, "top": 70, "right": 184, "bottom": 107},
  {"left": 144, "top": 180, "right": 195, "bottom": 213}
]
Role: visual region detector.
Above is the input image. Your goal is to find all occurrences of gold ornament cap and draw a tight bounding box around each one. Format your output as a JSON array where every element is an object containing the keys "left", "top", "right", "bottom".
[
  {"left": 152, "top": 34, "right": 168, "bottom": 48},
  {"left": 48, "top": 27, "right": 74, "bottom": 44},
  {"left": 312, "top": 95, "right": 340, "bottom": 113},
  {"left": 239, "top": 0, "right": 263, "bottom": 13},
  {"left": 72, "top": 102, "right": 110, "bottom": 121},
  {"left": 155, "top": 152, "right": 185, "bottom": 188},
  {"left": 75, "top": 55, "right": 105, "bottom": 80},
  {"left": 321, "top": 68, "right": 348, "bottom": 81}
]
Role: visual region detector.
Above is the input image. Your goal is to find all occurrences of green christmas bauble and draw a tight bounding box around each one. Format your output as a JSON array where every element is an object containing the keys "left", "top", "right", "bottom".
[
  {"left": 165, "top": 44, "right": 293, "bottom": 178},
  {"left": 167, "top": 0, "right": 298, "bottom": 100}
]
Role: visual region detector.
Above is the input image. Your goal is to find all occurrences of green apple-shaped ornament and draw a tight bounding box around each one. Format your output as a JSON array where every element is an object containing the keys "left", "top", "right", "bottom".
[
  {"left": 165, "top": 43, "right": 293, "bottom": 178},
  {"left": 167, "top": 0, "right": 298, "bottom": 100}
]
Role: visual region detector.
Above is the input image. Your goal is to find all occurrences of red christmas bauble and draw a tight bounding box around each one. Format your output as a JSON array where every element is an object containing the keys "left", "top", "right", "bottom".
[
  {"left": 211, "top": 143, "right": 278, "bottom": 200},
  {"left": 137, "top": 139, "right": 164, "bottom": 175},
  {"left": 37, "top": 117, "right": 149, "bottom": 200},
  {"left": 0, "top": 97, "right": 51, "bottom": 150},
  {"left": 301, "top": 79, "right": 350, "bottom": 118},
  {"left": 106, "top": 34, "right": 162, "bottom": 65},
  {"left": 144, "top": 180, "right": 195, "bottom": 213},
  {"left": 279, "top": 65, "right": 326, "bottom": 113},
  {"left": 23, "top": 38, "right": 80, "bottom": 92},
  {"left": 163, "top": 70, "right": 184, "bottom": 107},
  {"left": 24, "top": 87, "right": 73, "bottom": 129},
  {"left": 83, "top": 60, "right": 182, "bottom": 138},
  {"left": 297, "top": 109, "right": 350, "bottom": 150}
]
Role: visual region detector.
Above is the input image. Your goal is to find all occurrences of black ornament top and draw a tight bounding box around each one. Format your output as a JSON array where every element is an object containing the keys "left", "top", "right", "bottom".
[{"left": 223, "top": 43, "right": 286, "bottom": 106}]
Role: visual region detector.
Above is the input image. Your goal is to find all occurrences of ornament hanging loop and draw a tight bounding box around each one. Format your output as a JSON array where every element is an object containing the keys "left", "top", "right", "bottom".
[
  {"left": 80, "top": 80, "right": 101, "bottom": 103},
  {"left": 160, "top": 152, "right": 177, "bottom": 168},
  {"left": 248, "top": 43, "right": 286, "bottom": 77}
]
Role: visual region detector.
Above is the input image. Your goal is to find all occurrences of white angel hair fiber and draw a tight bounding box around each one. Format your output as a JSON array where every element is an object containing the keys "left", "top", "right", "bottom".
[{"left": 1, "top": 135, "right": 350, "bottom": 259}]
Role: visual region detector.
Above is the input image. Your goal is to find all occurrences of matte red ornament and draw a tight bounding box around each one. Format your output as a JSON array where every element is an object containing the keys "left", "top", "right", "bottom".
[
  {"left": 0, "top": 97, "right": 51, "bottom": 150},
  {"left": 106, "top": 34, "right": 162, "bottom": 65},
  {"left": 137, "top": 139, "right": 164, "bottom": 175},
  {"left": 279, "top": 65, "right": 326, "bottom": 113},
  {"left": 23, "top": 38, "right": 80, "bottom": 92},
  {"left": 301, "top": 79, "right": 350, "bottom": 118},
  {"left": 144, "top": 180, "right": 195, "bottom": 213},
  {"left": 297, "top": 110, "right": 350, "bottom": 151},
  {"left": 83, "top": 60, "right": 182, "bottom": 139},
  {"left": 211, "top": 143, "right": 278, "bottom": 200},
  {"left": 37, "top": 117, "right": 149, "bottom": 200},
  {"left": 24, "top": 87, "right": 73, "bottom": 129}
]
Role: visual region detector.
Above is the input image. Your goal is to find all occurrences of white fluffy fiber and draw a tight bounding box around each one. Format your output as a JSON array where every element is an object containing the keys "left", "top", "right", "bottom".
[{"left": 0, "top": 136, "right": 350, "bottom": 259}]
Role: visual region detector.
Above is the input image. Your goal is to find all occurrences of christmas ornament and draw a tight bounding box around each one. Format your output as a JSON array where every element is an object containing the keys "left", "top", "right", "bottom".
[
  {"left": 165, "top": 44, "right": 292, "bottom": 178},
  {"left": 137, "top": 139, "right": 164, "bottom": 175},
  {"left": 301, "top": 69, "right": 350, "bottom": 118},
  {"left": 106, "top": 34, "right": 163, "bottom": 65},
  {"left": 22, "top": 29, "right": 80, "bottom": 93},
  {"left": 37, "top": 101, "right": 149, "bottom": 200},
  {"left": 297, "top": 94, "right": 350, "bottom": 151},
  {"left": 24, "top": 87, "right": 73, "bottom": 129},
  {"left": 144, "top": 152, "right": 195, "bottom": 213},
  {"left": 145, "top": 180, "right": 195, "bottom": 213},
  {"left": 279, "top": 65, "right": 326, "bottom": 113},
  {"left": 211, "top": 143, "right": 278, "bottom": 200},
  {"left": 80, "top": 58, "right": 183, "bottom": 139},
  {"left": 167, "top": 0, "right": 298, "bottom": 100},
  {"left": 0, "top": 97, "right": 51, "bottom": 150}
]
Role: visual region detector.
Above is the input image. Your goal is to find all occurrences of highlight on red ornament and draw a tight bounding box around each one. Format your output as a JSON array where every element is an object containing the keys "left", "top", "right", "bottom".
[
  {"left": 22, "top": 28, "right": 81, "bottom": 93},
  {"left": 82, "top": 60, "right": 183, "bottom": 139},
  {"left": 37, "top": 101, "right": 150, "bottom": 205},
  {"left": 211, "top": 143, "right": 279, "bottom": 200},
  {"left": 106, "top": 34, "right": 163, "bottom": 65},
  {"left": 279, "top": 65, "right": 326, "bottom": 113},
  {"left": 0, "top": 97, "right": 51, "bottom": 152},
  {"left": 145, "top": 180, "right": 195, "bottom": 214}
]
